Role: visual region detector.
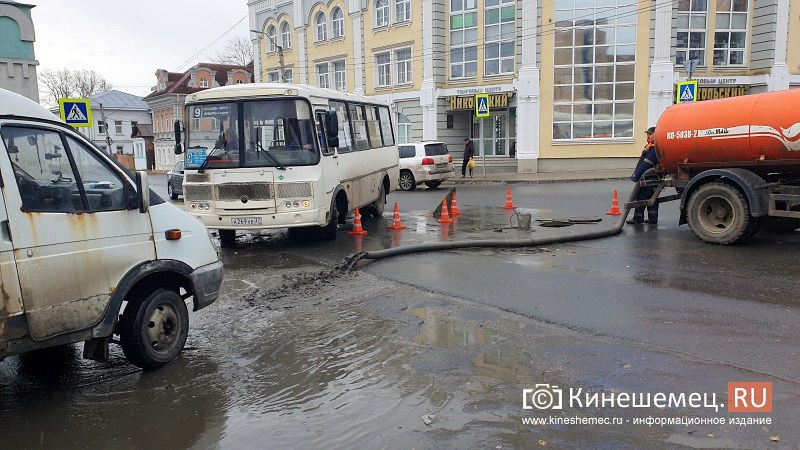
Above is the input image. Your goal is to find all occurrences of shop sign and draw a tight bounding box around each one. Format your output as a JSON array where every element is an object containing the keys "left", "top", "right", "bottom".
[
  {"left": 446, "top": 93, "right": 512, "bottom": 111},
  {"left": 674, "top": 84, "right": 749, "bottom": 102},
  {"left": 696, "top": 85, "right": 750, "bottom": 101}
]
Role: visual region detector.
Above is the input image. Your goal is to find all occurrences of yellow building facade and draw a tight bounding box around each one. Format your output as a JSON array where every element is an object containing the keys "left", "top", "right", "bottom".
[{"left": 249, "top": 0, "right": 800, "bottom": 173}]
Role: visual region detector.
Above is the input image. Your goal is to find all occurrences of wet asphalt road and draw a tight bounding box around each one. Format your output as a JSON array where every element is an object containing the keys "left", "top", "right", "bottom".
[{"left": 1, "top": 176, "right": 798, "bottom": 449}]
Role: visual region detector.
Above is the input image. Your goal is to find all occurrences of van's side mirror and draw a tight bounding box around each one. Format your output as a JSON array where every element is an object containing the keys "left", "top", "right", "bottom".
[
  {"left": 325, "top": 111, "right": 340, "bottom": 148},
  {"left": 135, "top": 171, "right": 150, "bottom": 213},
  {"left": 7, "top": 144, "right": 18, "bottom": 154},
  {"left": 173, "top": 121, "right": 183, "bottom": 155},
  {"left": 26, "top": 136, "right": 37, "bottom": 146}
]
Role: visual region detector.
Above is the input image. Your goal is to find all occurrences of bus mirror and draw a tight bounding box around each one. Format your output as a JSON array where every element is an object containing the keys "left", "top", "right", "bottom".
[{"left": 174, "top": 121, "right": 183, "bottom": 154}]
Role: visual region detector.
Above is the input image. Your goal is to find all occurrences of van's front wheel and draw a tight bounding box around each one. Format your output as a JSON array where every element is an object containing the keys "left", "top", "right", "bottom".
[{"left": 119, "top": 288, "right": 189, "bottom": 370}]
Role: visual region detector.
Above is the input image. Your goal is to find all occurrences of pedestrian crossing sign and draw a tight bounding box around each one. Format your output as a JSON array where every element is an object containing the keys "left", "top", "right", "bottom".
[
  {"left": 475, "top": 94, "right": 490, "bottom": 118},
  {"left": 675, "top": 80, "right": 698, "bottom": 104},
  {"left": 58, "top": 98, "right": 93, "bottom": 127}
]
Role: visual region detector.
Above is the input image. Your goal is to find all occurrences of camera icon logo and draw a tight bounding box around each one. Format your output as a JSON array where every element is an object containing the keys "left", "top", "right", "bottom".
[{"left": 523, "top": 384, "right": 563, "bottom": 410}]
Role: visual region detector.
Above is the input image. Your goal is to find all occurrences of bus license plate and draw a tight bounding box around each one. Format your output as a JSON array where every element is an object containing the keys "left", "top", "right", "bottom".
[{"left": 231, "top": 217, "right": 262, "bottom": 226}]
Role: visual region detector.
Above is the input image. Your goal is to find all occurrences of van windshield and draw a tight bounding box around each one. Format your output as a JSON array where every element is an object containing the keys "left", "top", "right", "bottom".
[{"left": 185, "top": 99, "right": 320, "bottom": 169}]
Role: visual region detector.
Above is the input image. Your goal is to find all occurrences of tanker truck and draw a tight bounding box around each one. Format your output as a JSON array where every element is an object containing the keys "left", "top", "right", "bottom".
[{"left": 634, "top": 88, "right": 800, "bottom": 245}]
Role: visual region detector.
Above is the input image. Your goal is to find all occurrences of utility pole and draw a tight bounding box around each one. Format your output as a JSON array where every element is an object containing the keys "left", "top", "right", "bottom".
[
  {"left": 99, "top": 102, "right": 112, "bottom": 155},
  {"left": 251, "top": 29, "right": 286, "bottom": 82}
]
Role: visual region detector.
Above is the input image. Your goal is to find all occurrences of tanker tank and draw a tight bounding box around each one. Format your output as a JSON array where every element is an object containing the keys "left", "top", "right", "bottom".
[{"left": 654, "top": 88, "right": 800, "bottom": 176}]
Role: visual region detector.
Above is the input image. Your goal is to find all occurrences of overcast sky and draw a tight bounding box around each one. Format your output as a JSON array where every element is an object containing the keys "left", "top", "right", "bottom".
[{"left": 31, "top": 0, "right": 251, "bottom": 98}]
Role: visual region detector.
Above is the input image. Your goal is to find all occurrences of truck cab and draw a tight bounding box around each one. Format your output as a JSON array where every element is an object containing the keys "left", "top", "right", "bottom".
[{"left": 0, "top": 88, "right": 223, "bottom": 370}]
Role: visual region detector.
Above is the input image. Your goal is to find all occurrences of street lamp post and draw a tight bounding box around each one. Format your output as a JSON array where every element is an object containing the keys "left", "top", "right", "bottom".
[{"left": 251, "top": 29, "right": 286, "bottom": 83}]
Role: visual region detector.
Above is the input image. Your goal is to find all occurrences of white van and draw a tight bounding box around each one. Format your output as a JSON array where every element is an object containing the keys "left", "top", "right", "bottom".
[{"left": 0, "top": 88, "right": 223, "bottom": 370}]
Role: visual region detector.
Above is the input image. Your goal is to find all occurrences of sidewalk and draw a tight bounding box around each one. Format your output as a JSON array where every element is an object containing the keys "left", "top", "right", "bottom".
[{"left": 442, "top": 168, "right": 631, "bottom": 185}]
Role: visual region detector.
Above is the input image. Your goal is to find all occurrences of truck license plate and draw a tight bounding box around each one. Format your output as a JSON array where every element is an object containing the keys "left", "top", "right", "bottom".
[{"left": 231, "top": 217, "right": 262, "bottom": 226}]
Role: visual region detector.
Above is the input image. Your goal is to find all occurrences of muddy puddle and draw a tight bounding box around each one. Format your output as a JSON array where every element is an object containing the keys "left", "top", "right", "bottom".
[{"left": 0, "top": 248, "right": 754, "bottom": 449}]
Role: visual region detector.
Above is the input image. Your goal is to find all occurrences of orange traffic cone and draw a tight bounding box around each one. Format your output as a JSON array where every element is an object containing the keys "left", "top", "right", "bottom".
[
  {"left": 387, "top": 202, "right": 407, "bottom": 230},
  {"left": 501, "top": 187, "right": 517, "bottom": 209},
  {"left": 438, "top": 199, "right": 452, "bottom": 223},
  {"left": 450, "top": 192, "right": 462, "bottom": 215},
  {"left": 349, "top": 207, "right": 368, "bottom": 235},
  {"left": 606, "top": 190, "right": 621, "bottom": 216}
]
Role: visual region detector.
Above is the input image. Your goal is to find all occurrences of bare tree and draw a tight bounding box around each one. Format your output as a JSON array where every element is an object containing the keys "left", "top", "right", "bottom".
[
  {"left": 211, "top": 36, "right": 253, "bottom": 66},
  {"left": 38, "top": 68, "right": 112, "bottom": 107},
  {"left": 73, "top": 69, "right": 112, "bottom": 98}
]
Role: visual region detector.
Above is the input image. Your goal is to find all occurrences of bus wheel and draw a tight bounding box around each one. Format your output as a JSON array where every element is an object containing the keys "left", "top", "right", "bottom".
[
  {"left": 119, "top": 288, "right": 188, "bottom": 370},
  {"left": 219, "top": 229, "right": 236, "bottom": 248},
  {"left": 320, "top": 203, "right": 338, "bottom": 240},
  {"left": 365, "top": 184, "right": 385, "bottom": 217}
]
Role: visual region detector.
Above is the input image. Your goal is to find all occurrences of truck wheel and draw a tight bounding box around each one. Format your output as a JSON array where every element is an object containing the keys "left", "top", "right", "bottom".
[
  {"left": 687, "top": 181, "right": 753, "bottom": 245},
  {"left": 119, "top": 288, "right": 188, "bottom": 370},
  {"left": 219, "top": 229, "right": 236, "bottom": 248}
]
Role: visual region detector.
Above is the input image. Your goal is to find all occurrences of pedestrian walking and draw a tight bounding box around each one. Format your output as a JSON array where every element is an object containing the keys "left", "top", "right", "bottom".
[
  {"left": 627, "top": 127, "right": 659, "bottom": 225},
  {"left": 461, "top": 137, "right": 475, "bottom": 178}
]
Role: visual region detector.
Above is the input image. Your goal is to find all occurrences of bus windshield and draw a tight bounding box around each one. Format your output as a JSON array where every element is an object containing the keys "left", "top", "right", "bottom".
[{"left": 185, "top": 99, "right": 320, "bottom": 169}]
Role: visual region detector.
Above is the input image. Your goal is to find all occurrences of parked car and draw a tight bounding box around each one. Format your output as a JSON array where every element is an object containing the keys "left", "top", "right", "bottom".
[
  {"left": 167, "top": 160, "right": 184, "bottom": 200},
  {"left": 398, "top": 141, "right": 455, "bottom": 191}
]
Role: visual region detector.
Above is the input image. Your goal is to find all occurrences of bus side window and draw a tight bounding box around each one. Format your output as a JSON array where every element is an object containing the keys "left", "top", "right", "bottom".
[{"left": 315, "top": 112, "right": 333, "bottom": 156}]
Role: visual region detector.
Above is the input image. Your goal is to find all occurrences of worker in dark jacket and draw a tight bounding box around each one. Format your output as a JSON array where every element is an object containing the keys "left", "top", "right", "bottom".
[{"left": 627, "top": 127, "right": 659, "bottom": 225}]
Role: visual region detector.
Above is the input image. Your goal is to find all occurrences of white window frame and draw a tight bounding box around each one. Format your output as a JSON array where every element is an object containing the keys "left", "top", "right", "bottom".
[
  {"left": 315, "top": 12, "right": 328, "bottom": 42},
  {"left": 449, "top": 0, "right": 478, "bottom": 79},
  {"left": 283, "top": 68, "right": 294, "bottom": 83},
  {"left": 484, "top": 0, "right": 515, "bottom": 76},
  {"left": 115, "top": 120, "right": 123, "bottom": 134},
  {"left": 267, "top": 71, "right": 280, "bottom": 83},
  {"left": 281, "top": 22, "right": 292, "bottom": 49},
  {"left": 375, "top": 0, "right": 389, "bottom": 28},
  {"left": 200, "top": 77, "right": 209, "bottom": 88},
  {"left": 713, "top": 0, "right": 749, "bottom": 66},
  {"left": 317, "top": 63, "right": 330, "bottom": 88},
  {"left": 332, "top": 7, "right": 345, "bottom": 38},
  {"left": 552, "top": 0, "right": 637, "bottom": 141},
  {"left": 394, "top": 47, "right": 412, "bottom": 85},
  {"left": 397, "top": 113, "right": 412, "bottom": 143},
  {"left": 677, "top": 0, "right": 708, "bottom": 67},
  {"left": 375, "top": 52, "right": 391, "bottom": 87},
  {"left": 333, "top": 60, "right": 347, "bottom": 91},
  {"left": 395, "top": 0, "right": 411, "bottom": 23},
  {"left": 267, "top": 25, "right": 277, "bottom": 53}
]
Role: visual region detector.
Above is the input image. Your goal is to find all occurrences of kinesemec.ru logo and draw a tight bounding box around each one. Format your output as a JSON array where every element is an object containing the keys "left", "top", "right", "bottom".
[
  {"left": 522, "top": 382, "right": 772, "bottom": 413},
  {"left": 523, "top": 384, "right": 563, "bottom": 410}
]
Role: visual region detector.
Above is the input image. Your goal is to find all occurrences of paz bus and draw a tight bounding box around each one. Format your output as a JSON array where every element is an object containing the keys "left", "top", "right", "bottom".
[{"left": 174, "top": 83, "right": 399, "bottom": 246}]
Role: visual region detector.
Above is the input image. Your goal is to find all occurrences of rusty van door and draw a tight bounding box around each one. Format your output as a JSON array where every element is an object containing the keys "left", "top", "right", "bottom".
[
  {"left": 0, "top": 124, "right": 156, "bottom": 341},
  {"left": 0, "top": 185, "right": 25, "bottom": 351}
]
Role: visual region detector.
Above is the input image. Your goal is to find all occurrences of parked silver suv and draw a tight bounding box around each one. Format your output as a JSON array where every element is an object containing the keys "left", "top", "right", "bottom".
[{"left": 398, "top": 141, "right": 455, "bottom": 191}]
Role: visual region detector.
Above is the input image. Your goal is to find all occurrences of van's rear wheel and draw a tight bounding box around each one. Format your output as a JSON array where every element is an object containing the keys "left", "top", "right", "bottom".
[
  {"left": 119, "top": 288, "right": 188, "bottom": 370},
  {"left": 219, "top": 229, "right": 236, "bottom": 247},
  {"left": 687, "top": 181, "right": 753, "bottom": 245}
]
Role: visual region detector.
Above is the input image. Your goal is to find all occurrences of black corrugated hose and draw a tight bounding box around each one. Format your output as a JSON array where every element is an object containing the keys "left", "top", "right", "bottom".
[{"left": 360, "top": 181, "right": 640, "bottom": 261}]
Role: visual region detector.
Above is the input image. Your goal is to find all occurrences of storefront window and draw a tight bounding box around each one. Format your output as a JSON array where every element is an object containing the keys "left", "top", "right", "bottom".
[
  {"left": 449, "top": 0, "right": 478, "bottom": 79},
  {"left": 553, "top": 0, "right": 636, "bottom": 140},
  {"left": 484, "top": 0, "right": 515, "bottom": 76},
  {"left": 713, "top": 0, "right": 748, "bottom": 66},
  {"left": 677, "top": 0, "right": 708, "bottom": 66}
]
